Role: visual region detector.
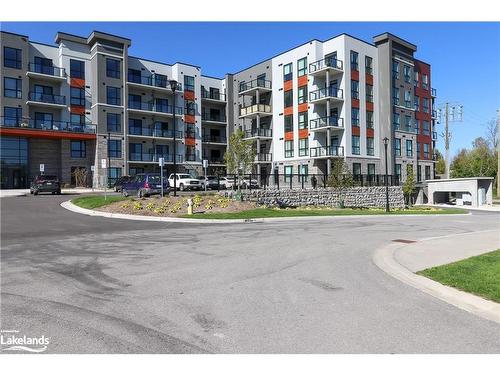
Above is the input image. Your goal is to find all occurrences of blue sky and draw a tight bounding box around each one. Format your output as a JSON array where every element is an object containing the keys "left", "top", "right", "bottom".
[{"left": 2, "top": 22, "right": 499, "bottom": 156}]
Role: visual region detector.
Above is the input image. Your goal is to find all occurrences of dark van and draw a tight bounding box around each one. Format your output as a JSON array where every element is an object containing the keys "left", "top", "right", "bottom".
[{"left": 121, "top": 173, "right": 170, "bottom": 198}]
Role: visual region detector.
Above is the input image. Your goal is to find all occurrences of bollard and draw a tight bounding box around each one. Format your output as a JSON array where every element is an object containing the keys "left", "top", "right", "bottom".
[{"left": 187, "top": 198, "right": 193, "bottom": 215}]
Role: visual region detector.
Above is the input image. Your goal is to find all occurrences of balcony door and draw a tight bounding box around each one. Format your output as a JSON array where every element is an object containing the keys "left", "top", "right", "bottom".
[
  {"left": 155, "top": 144, "right": 169, "bottom": 159},
  {"left": 34, "top": 84, "right": 53, "bottom": 101},
  {"left": 34, "top": 112, "right": 53, "bottom": 130},
  {"left": 34, "top": 57, "right": 53, "bottom": 75}
]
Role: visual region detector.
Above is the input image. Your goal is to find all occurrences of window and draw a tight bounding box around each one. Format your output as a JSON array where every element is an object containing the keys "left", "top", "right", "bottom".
[
  {"left": 127, "top": 94, "right": 141, "bottom": 109},
  {"left": 4, "top": 77, "right": 22, "bottom": 98},
  {"left": 70, "top": 87, "right": 85, "bottom": 106},
  {"left": 184, "top": 75, "right": 195, "bottom": 91},
  {"left": 366, "top": 84, "right": 373, "bottom": 103},
  {"left": 423, "top": 120, "right": 430, "bottom": 136},
  {"left": 353, "top": 163, "right": 361, "bottom": 177},
  {"left": 393, "top": 87, "right": 400, "bottom": 105},
  {"left": 393, "top": 112, "right": 400, "bottom": 130},
  {"left": 71, "top": 140, "right": 86, "bottom": 158},
  {"left": 404, "top": 115, "right": 412, "bottom": 132},
  {"left": 423, "top": 98, "right": 429, "bottom": 113},
  {"left": 154, "top": 73, "right": 168, "bottom": 88},
  {"left": 70, "top": 59, "right": 85, "bottom": 79},
  {"left": 392, "top": 61, "right": 400, "bottom": 79},
  {"left": 129, "top": 143, "right": 142, "bottom": 161},
  {"left": 108, "top": 139, "right": 122, "bottom": 158},
  {"left": 352, "top": 135, "right": 360, "bottom": 155},
  {"left": 34, "top": 112, "right": 53, "bottom": 128},
  {"left": 285, "top": 140, "right": 294, "bottom": 158},
  {"left": 414, "top": 71, "right": 419, "bottom": 87},
  {"left": 298, "top": 112, "right": 308, "bottom": 130},
  {"left": 3, "top": 107, "right": 22, "bottom": 126},
  {"left": 128, "top": 118, "right": 142, "bottom": 135},
  {"left": 352, "top": 108, "right": 360, "bottom": 126},
  {"left": 299, "top": 138, "right": 308, "bottom": 156},
  {"left": 128, "top": 69, "right": 141, "bottom": 83},
  {"left": 283, "top": 63, "right": 292, "bottom": 81},
  {"left": 297, "top": 57, "right": 307, "bottom": 76},
  {"left": 284, "top": 166, "right": 293, "bottom": 182},
  {"left": 107, "top": 113, "right": 121, "bottom": 133},
  {"left": 422, "top": 74, "right": 428, "bottom": 90},
  {"left": 368, "top": 163, "right": 376, "bottom": 177},
  {"left": 106, "top": 58, "right": 121, "bottom": 79},
  {"left": 395, "top": 164, "right": 402, "bottom": 181},
  {"left": 366, "top": 110, "right": 374, "bottom": 129},
  {"left": 403, "top": 65, "right": 411, "bottom": 83},
  {"left": 106, "top": 86, "right": 121, "bottom": 106},
  {"left": 4, "top": 47, "right": 22, "bottom": 69},
  {"left": 395, "top": 138, "right": 401, "bottom": 156},
  {"left": 298, "top": 86, "right": 307, "bottom": 104},
  {"left": 298, "top": 165, "right": 308, "bottom": 181},
  {"left": 367, "top": 137, "right": 374, "bottom": 156},
  {"left": 414, "top": 95, "right": 420, "bottom": 111},
  {"left": 284, "top": 90, "right": 293, "bottom": 108},
  {"left": 424, "top": 143, "right": 430, "bottom": 159},
  {"left": 365, "top": 56, "right": 373, "bottom": 75},
  {"left": 406, "top": 139, "right": 413, "bottom": 157},
  {"left": 71, "top": 114, "right": 85, "bottom": 125},
  {"left": 351, "top": 80, "right": 359, "bottom": 99},
  {"left": 404, "top": 90, "right": 412, "bottom": 108},
  {"left": 284, "top": 114, "right": 293, "bottom": 132},
  {"left": 417, "top": 165, "right": 422, "bottom": 182},
  {"left": 350, "top": 51, "right": 359, "bottom": 71},
  {"left": 425, "top": 165, "right": 431, "bottom": 180},
  {"left": 108, "top": 168, "right": 122, "bottom": 186}
]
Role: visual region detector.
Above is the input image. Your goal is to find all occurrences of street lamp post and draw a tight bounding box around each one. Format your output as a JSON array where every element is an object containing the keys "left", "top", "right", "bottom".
[
  {"left": 169, "top": 80, "right": 178, "bottom": 196},
  {"left": 383, "top": 137, "right": 390, "bottom": 212}
]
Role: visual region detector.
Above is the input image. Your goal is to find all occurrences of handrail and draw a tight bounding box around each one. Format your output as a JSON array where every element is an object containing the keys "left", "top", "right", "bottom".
[
  {"left": 308, "top": 56, "right": 343, "bottom": 73},
  {"left": 309, "top": 116, "right": 344, "bottom": 130},
  {"left": 309, "top": 87, "right": 344, "bottom": 101},
  {"left": 28, "top": 92, "right": 66, "bottom": 105},
  {"left": 28, "top": 63, "right": 66, "bottom": 77},
  {"left": 239, "top": 78, "right": 272, "bottom": 93},
  {"left": 0, "top": 116, "right": 96, "bottom": 133},
  {"left": 309, "top": 146, "right": 344, "bottom": 157}
]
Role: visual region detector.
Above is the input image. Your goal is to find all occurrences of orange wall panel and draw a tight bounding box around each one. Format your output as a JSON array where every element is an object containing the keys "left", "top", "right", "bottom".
[
  {"left": 366, "top": 102, "right": 374, "bottom": 112},
  {"left": 366, "top": 128, "right": 374, "bottom": 137},
  {"left": 284, "top": 80, "right": 293, "bottom": 91},
  {"left": 70, "top": 78, "right": 85, "bottom": 88},
  {"left": 365, "top": 74, "right": 373, "bottom": 85},
  {"left": 184, "top": 91, "right": 195, "bottom": 101},
  {"left": 184, "top": 137, "right": 196, "bottom": 146},
  {"left": 298, "top": 75, "right": 308, "bottom": 86},
  {"left": 352, "top": 98, "right": 360, "bottom": 108},
  {"left": 184, "top": 114, "right": 195, "bottom": 124},
  {"left": 298, "top": 129, "right": 309, "bottom": 138},
  {"left": 351, "top": 126, "right": 360, "bottom": 136},
  {"left": 351, "top": 70, "right": 359, "bottom": 81},
  {"left": 70, "top": 105, "right": 85, "bottom": 115},
  {"left": 284, "top": 131, "right": 294, "bottom": 141},
  {"left": 284, "top": 107, "right": 293, "bottom": 116},
  {"left": 298, "top": 103, "right": 308, "bottom": 113}
]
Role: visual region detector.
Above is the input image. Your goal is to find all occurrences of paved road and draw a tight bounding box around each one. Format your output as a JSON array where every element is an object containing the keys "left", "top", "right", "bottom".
[{"left": 1, "top": 194, "right": 500, "bottom": 353}]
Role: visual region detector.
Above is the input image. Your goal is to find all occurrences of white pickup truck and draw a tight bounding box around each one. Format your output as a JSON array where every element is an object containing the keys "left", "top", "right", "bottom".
[{"left": 167, "top": 173, "right": 202, "bottom": 191}]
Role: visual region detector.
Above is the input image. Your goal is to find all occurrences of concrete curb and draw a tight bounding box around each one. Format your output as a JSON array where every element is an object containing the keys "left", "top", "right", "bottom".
[
  {"left": 61, "top": 199, "right": 471, "bottom": 224},
  {"left": 373, "top": 233, "right": 500, "bottom": 325}
]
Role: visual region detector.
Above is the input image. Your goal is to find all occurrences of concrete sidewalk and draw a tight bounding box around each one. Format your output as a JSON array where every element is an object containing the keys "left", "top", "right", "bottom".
[{"left": 423, "top": 203, "right": 500, "bottom": 212}]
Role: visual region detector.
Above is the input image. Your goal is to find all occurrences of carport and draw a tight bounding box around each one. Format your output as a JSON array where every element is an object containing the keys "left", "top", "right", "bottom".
[{"left": 424, "top": 177, "right": 494, "bottom": 207}]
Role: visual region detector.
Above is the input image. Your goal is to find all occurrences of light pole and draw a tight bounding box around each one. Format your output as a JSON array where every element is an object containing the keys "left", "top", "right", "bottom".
[
  {"left": 383, "top": 137, "right": 390, "bottom": 212},
  {"left": 169, "top": 79, "right": 178, "bottom": 196}
]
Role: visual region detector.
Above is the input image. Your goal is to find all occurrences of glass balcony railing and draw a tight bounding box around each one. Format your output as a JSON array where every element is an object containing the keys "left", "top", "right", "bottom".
[
  {"left": 308, "top": 57, "right": 343, "bottom": 74},
  {"left": 244, "top": 128, "right": 272, "bottom": 138},
  {"left": 239, "top": 104, "right": 272, "bottom": 117},
  {"left": 309, "top": 116, "right": 344, "bottom": 130},
  {"left": 239, "top": 78, "right": 272, "bottom": 93},
  {"left": 28, "top": 92, "right": 66, "bottom": 105},
  {"left": 202, "top": 113, "right": 226, "bottom": 122},
  {"left": 127, "top": 73, "right": 182, "bottom": 91},
  {"left": 310, "top": 146, "right": 344, "bottom": 157},
  {"left": 309, "top": 87, "right": 343, "bottom": 101},
  {"left": 128, "top": 153, "right": 183, "bottom": 163},
  {"left": 203, "top": 156, "right": 225, "bottom": 164},
  {"left": 0, "top": 116, "right": 96, "bottom": 134},
  {"left": 202, "top": 135, "right": 227, "bottom": 143},
  {"left": 394, "top": 123, "right": 418, "bottom": 134},
  {"left": 28, "top": 63, "right": 66, "bottom": 78},
  {"left": 128, "top": 127, "right": 183, "bottom": 138},
  {"left": 128, "top": 101, "right": 184, "bottom": 115},
  {"left": 255, "top": 153, "right": 272, "bottom": 162},
  {"left": 201, "top": 90, "right": 226, "bottom": 101}
]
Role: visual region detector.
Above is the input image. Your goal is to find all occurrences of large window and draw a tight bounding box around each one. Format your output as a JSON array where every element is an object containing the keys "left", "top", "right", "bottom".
[
  {"left": 298, "top": 112, "right": 308, "bottom": 130},
  {"left": 424, "top": 143, "right": 430, "bottom": 159},
  {"left": 108, "top": 168, "right": 122, "bottom": 186},
  {"left": 71, "top": 140, "right": 86, "bottom": 158},
  {"left": 352, "top": 108, "right": 360, "bottom": 126},
  {"left": 352, "top": 135, "right": 360, "bottom": 155},
  {"left": 106, "top": 58, "right": 121, "bottom": 79},
  {"left": 284, "top": 165, "right": 293, "bottom": 182},
  {"left": 70, "top": 87, "right": 85, "bottom": 106},
  {"left": 108, "top": 139, "right": 122, "bottom": 158},
  {"left": 299, "top": 138, "right": 308, "bottom": 156},
  {"left": 284, "top": 114, "right": 293, "bottom": 132},
  {"left": 350, "top": 51, "right": 359, "bottom": 71},
  {"left": 425, "top": 165, "right": 431, "bottom": 180},
  {"left": 3, "top": 107, "right": 22, "bottom": 126},
  {"left": 414, "top": 71, "right": 419, "bottom": 87},
  {"left": 284, "top": 90, "right": 293, "bottom": 108},
  {"left": 414, "top": 95, "right": 420, "bottom": 111},
  {"left": 393, "top": 112, "right": 400, "bottom": 129},
  {"left": 395, "top": 138, "right": 401, "bottom": 156},
  {"left": 366, "top": 84, "right": 373, "bottom": 103},
  {"left": 353, "top": 163, "right": 361, "bottom": 178},
  {"left": 393, "top": 87, "right": 400, "bottom": 105},
  {"left": 406, "top": 139, "right": 413, "bottom": 157},
  {"left": 4, "top": 47, "right": 22, "bottom": 69},
  {"left": 367, "top": 137, "right": 374, "bottom": 156},
  {"left": 405, "top": 115, "right": 412, "bottom": 132},
  {"left": 366, "top": 110, "right": 374, "bottom": 129},
  {"left": 404, "top": 90, "right": 412, "bottom": 108},
  {"left": 298, "top": 86, "right": 307, "bottom": 104},
  {"left": 368, "top": 163, "right": 376, "bottom": 178},
  {"left": 423, "top": 120, "right": 430, "bottom": 136},
  {"left": 106, "top": 86, "right": 121, "bottom": 106},
  {"left": 285, "top": 140, "right": 294, "bottom": 158},
  {"left": 422, "top": 74, "right": 429, "bottom": 90},
  {"left": 128, "top": 94, "right": 141, "bottom": 109},
  {"left": 351, "top": 80, "right": 359, "bottom": 99},
  {"left": 423, "top": 98, "right": 430, "bottom": 113},
  {"left": 34, "top": 112, "right": 53, "bottom": 128},
  {"left": 128, "top": 118, "right": 142, "bottom": 135},
  {"left": 365, "top": 56, "right": 373, "bottom": 75},
  {"left": 417, "top": 165, "right": 422, "bottom": 182},
  {"left": 70, "top": 59, "right": 85, "bottom": 79},
  {"left": 403, "top": 65, "right": 411, "bottom": 83},
  {"left": 184, "top": 75, "right": 195, "bottom": 91},
  {"left": 0, "top": 137, "right": 28, "bottom": 189},
  {"left": 392, "top": 61, "right": 399, "bottom": 79},
  {"left": 297, "top": 57, "right": 307, "bottom": 76},
  {"left": 107, "top": 113, "right": 121, "bottom": 133},
  {"left": 283, "top": 63, "right": 292, "bottom": 81},
  {"left": 71, "top": 114, "right": 85, "bottom": 125},
  {"left": 4, "top": 77, "right": 22, "bottom": 98},
  {"left": 395, "top": 164, "right": 402, "bottom": 180},
  {"left": 129, "top": 143, "right": 142, "bottom": 161},
  {"left": 298, "top": 164, "right": 308, "bottom": 182}
]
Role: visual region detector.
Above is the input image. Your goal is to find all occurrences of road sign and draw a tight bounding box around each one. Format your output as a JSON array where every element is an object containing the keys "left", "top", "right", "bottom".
[
  {"left": 39, "top": 164, "right": 45, "bottom": 172},
  {"left": 101, "top": 159, "right": 107, "bottom": 169},
  {"left": 202, "top": 159, "right": 208, "bottom": 168},
  {"left": 158, "top": 157, "right": 164, "bottom": 167}
]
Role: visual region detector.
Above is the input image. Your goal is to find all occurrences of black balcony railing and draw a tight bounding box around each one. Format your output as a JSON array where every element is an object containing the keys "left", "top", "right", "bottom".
[
  {"left": 129, "top": 153, "right": 183, "bottom": 163},
  {"left": 185, "top": 154, "right": 196, "bottom": 162},
  {"left": 127, "top": 73, "right": 182, "bottom": 90},
  {"left": 128, "top": 126, "right": 183, "bottom": 138},
  {"left": 28, "top": 92, "right": 66, "bottom": 105},
  {"left": 201, "top": 90, "right": 226, "bottom": 101},
  {"left": 28, "top": 63, "right": 66, "bottom": 78},
  {"left": 244, "top": 128, "right": 272, "bottom": 138},
  {"left": 308, "top": 57, "right": 343, "bottom": 74},
  {"left": 128, "top": 101, "right": 183, "bottom": 115},
  {"left": 309, "top": 87, "right": 343, "bottom": 101},
  {"left": 239, "top": 78, "right": 272, "bottom": 93},
  {"left": 309, "top": 116, "right": 344, "bottom": 130},
  {"left": 202, "top": 135, "right": 227, "bottom": 143},
  {"left": 309, "top": 146, "right": 344, "bottom": 157},
  {"left": 203, "top": 156, "right": 225, "bottom": 164},
  {"left": 202, "top": 113, "right": 226, "bottom": 122},
  {"left": 255, "top": 153, "right": 272, "bottom": 162},
  {"left": 0, "top": 116, "right": 96, "bottom": 134}
]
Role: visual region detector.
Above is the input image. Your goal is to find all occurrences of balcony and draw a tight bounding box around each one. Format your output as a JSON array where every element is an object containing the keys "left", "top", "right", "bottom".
[
  {"left": 185, "top": 154, "right": 197, "bottom": 162},
  {"left": 244, "top": 128, "right": 272, "bottom": 140},
  {"left": 308, "top": 57, "right": 343, "bottom": 76},
  {"left": 432, "top": 131, "right": 438, "bottom": 140},
  {"left": 254, "top": 153, "right": 272, "bottom": 163},
  {"left": 431, "top": 88, "right": 437, "bottom": 97},
  {"left": 310, "top": 146, "right": 344, "bottom": 158},
  {"left": 239, "top": 104, "right": 272, "bottom": 119},
  {"left": 127, "top": 74, "right": 182, "bottom": 91},
  {"left": 128, "top": 153, "right": 183, "bottom": 163},
  {"left": 432, "top": 109, "right": 438, "bottom": 119},
  {"left": 239, "top": 78, "right": 272, "bottom": 95},
  {"left": 201, "top": 112, "right": 227, "bottom": 124},
  {"left": 202, "top": 134, "right": 227, "bottom": 144},
  {"left": 203, "top": 156, "right": 225, "bottom": 165},
  {"left": 27, "top": 92, "right": 66, "bottom": 108},
  {"left": 26, "top": 63, "right": 66, "bottom": 81},
  {"left": 201, "top": 90, "right": 226, "bottom": 102},
  {"left": 127, "top": 102, "right": 183, "bottom": 116},
  {"left": 0, "top": 117, "right": 96, "bottom": 138},
  {"left": 309, "top": 116, "right": 344, "bottom": 132},
  {"left": 394, "top": 123, "right": 418, "bottom": 134},
  {"left": 128, "top": 127, "right": 183, "bottom": 139},
  {"left": 309, "top": 87, "right": 343, "bottom": 104}
]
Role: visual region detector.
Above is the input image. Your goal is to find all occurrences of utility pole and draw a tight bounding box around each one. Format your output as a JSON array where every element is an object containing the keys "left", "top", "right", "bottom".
[
  {"left": 437, "top": 102, "right": 463, "bottom": 179},
  {"left": 497, "top": 109, "right": 500, "bottom": 197}
]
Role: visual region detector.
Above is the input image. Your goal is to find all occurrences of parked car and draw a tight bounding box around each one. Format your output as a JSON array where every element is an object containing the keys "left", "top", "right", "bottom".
[
  {"left": 220, "top": 176, "right": 237, "bottom": 190},
  {"left": 113, "top": 175, "right": 131, "bottom": 192},
  {"left": 30, "top": 175, "right": 61, "bottom": 195},
  {"left": 167, "top": 173, "right": 201, "bottom": 191},
  {"left": 240, "top": 177, "right": 259, "bottom": 189},
  {"left": 121, "top": 173, "right": 170, "bottom": 197},
  {"left": 198, "top": 175, "right": 223, "bottom": 190}
]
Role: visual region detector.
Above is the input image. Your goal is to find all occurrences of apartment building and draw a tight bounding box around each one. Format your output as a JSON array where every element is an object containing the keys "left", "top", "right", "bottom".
[{"left": 0, "top": 29, "right": 435, "bottom": 189}]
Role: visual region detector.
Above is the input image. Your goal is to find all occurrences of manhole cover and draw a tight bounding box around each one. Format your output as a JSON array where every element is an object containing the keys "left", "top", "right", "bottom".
[{"left": 392, "top": 239, "right": 417, "bottom": 244}]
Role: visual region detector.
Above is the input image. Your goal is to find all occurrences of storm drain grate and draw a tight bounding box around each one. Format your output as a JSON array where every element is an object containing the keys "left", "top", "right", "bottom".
[{"left": 392, "top": 239, "right": 417, "bottom": 244}]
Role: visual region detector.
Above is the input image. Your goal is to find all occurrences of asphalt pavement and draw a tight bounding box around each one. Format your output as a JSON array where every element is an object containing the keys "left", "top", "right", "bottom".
[{"left": 1, "top": 193, "right": 500, "bottom": 353}]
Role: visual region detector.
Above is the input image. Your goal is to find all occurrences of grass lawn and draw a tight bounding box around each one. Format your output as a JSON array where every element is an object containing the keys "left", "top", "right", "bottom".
[
  {"left": 72, "top": 195, "right": 129, "bottom": 209},
  {"left": 180, "top": 207, "right": 466, "bottom": 220},
  {"left": 418, "top": 250, "right": 500, "bottom": 303}
]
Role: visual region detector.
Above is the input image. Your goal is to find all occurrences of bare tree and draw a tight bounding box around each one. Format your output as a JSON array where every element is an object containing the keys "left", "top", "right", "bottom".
[
  {"left": 485, "top": 119, "right": 498, "bottom": 150},
  {"left": 72, "top": 167, "right": 89, "bottom": 187}
]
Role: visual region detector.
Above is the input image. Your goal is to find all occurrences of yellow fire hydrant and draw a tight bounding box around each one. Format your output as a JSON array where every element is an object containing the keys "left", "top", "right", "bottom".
[{"left": 187, "top": 198, "right": 193, "bottom": 215}]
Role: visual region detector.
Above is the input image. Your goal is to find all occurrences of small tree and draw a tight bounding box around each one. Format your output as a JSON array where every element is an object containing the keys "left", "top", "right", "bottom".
[
  {"left": 402, "top": 165, "right": 416, "bottom": 206},
  {"left": 434, "top": 149, "right": 446, "bottom": 175},
  {"left": 72, "top": 167, "right": 89, "bottom": 187},
  {"left": 327, "top": 159, "right": 353, "bottom": 208},
  {"left": 224, "top": 129, "right": 256, "bottom": 196}
]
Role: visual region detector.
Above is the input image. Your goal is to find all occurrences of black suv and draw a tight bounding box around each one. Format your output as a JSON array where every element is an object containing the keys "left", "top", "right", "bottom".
[{"left": 30, "top": 175, "right": 61, "bottom": 195}]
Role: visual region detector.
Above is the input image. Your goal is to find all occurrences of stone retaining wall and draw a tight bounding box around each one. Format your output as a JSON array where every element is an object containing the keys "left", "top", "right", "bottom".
[{"left": 222, "top": 187, "right": 405, "bottom": 209}]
